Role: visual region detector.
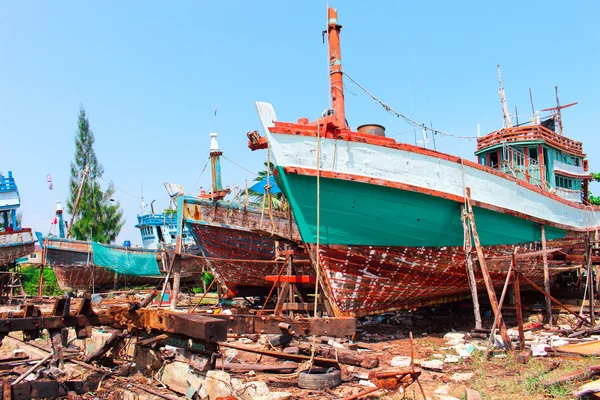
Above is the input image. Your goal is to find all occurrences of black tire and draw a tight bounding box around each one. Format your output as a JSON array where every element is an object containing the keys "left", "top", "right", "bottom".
[{"left": 298, "top": 367, "right": 342, "bottom": 390}]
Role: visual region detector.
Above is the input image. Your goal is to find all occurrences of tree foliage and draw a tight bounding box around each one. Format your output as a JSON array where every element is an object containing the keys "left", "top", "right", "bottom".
[
  {"left": 66, "top": 107, "right": 124, "bottom": 243},
  {"left": 588, "top": 173, "right": 600, "bottom": 206},
  {"left": 247, "top": 161, "right": 286, "bottom": 211}
]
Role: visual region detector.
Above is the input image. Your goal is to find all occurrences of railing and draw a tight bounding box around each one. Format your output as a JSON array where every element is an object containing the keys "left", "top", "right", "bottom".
[
  {"left": 500, "top": 144, "right": 549, "bottom": 190},
  {"left": 136, "top": 214, "right": 177, "bottom": 226},
  {"left": 0, "top": 176, "right": 17, "bottom": 193},
  {"left": 555, "top": 187, "right": 582, "bottom": 203},
  {"left": 554, "top": 160, "right": 587, "bottom": 177},
  {"left": 477, "top": 125, "right": 584, "bottom": 156}
]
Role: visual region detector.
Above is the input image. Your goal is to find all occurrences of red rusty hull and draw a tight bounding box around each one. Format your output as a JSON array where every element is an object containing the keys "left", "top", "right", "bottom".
[
  {"left": 314, "top": 236, "right": 584, "bottom": 317},
  {"left": 187, "top": 222, "right": 313, "bottom": 297},
  {"left": 45, "top": 239, "right": 204, "bottom": 292},
  {"left": 0, "top": 229, "right": 35, "bottom": 266}
]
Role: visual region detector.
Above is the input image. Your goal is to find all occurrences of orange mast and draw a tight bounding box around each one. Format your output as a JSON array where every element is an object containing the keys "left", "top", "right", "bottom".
[{"left": 327, "top": 7, "right": 346, "bottom": 129}]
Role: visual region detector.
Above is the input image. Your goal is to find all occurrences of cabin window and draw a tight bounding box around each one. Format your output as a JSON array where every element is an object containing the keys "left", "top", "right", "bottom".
[
  {"left": 171, "top": 235, "right": 176, "bottom": 239},
  {"left": 489, "top": 152, "right": 499, "bottom": 169},
  {"left": 528, "top": 147, "right": 538, "bottom": 162},
  {"left": 479, "top": 155, "right": 486, "bottom": 166},
  {"left": 575, "top": 158, "right": 580, "bottom": 167},
  {"left": 30, "top": 253, "right": 37, "bottom": 259}
]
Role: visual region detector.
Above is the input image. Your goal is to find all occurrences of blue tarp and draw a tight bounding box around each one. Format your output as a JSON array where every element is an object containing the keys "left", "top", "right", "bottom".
[{"left": 249, "top": 176, "right": 281, "bottom": 194}]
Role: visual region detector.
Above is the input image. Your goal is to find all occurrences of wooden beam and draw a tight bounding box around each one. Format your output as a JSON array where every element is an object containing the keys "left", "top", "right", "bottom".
[
  {"left": 465, "top": 188, "right": 512, "bottom": 347},
  {"left": 587, "top": 235, "right": 596, "bottom": 327},
  {"left": 540, "top": 224, "right": 552, "bottom": 327},
  {"left": 513, "top": 254, "right": 525, "bottom": 350},
  {"left": 461, "top": 204, "right": 482, "bottom": 330}
]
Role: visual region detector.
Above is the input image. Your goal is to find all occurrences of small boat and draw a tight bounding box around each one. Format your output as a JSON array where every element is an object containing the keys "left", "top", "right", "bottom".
[
  {"left": 180, "top": 133, "right": 313, "bottom": 298},
  {"left": 0, "top": 171, "right": 35, "bottom": 267},
  {"left": 247, "top": 7, "right": 598, "bottom": 317},
  {"left": 39, "top": 203, "right": 205, "bottom": 292},
  {"left": 41, "top": 236, "right": 206, "bottom": 292}
]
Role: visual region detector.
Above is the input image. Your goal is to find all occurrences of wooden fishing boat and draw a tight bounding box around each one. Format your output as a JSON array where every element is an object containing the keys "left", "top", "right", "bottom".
[
  {"left": 0, "top": 171, "right": 35, "bottom": 267},
  {"left": 41, "top": 237, "right": 205, "bottom": 292},
  {"left": 180, "top": 132, "right": 313, "bottom": 298},
  {"left": 247, "top": 7, "right": 598, "bottom": 317}
]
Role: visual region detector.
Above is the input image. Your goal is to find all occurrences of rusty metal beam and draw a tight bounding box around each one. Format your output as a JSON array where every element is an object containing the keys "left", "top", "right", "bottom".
[{"left": 209, "top": 314, "right": 356, "bottom": 337}]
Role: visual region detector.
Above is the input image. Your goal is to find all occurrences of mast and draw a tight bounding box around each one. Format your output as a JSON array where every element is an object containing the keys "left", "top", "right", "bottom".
[
  {"left": 540, "top": 88, "right": 577, "bottom": 136},
  {"left": 199, "top": 132, "right": 230, "bottom": 200},
  {"left": 497, "top": 65, "right": 512, "bottom": 128},
  {"left": 327, "top": 7, "right": 346, "bottom": 129}
]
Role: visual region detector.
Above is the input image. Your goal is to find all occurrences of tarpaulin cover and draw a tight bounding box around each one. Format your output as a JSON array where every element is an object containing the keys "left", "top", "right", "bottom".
[
  {"left": 249, "top": 176, "right": 281, "bottom": 194},
  {"left": 92, "top": 242, "right": 161, "bottom": 276}
]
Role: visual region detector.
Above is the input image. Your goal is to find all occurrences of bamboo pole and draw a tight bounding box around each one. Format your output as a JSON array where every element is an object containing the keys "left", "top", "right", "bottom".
[
  {"left": 540, "top": 224, "right": 552, "bottom": 326},
  {"left": 587, "top": 235, "right": 595, "bottom": 327},
  {"left": 465, "top": 188, "right": 512, "bottom": 347}
]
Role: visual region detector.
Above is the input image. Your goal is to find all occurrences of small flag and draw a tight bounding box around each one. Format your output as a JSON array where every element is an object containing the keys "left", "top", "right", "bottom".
[
  {"left": 52, "top": 216, "right": 58, "bottom": 225},
  {"left": 48, "top": 183, "right": 53, "bottom": 190},
  {"left": 46, "top": 174, "right": 52, "bottom": 182},
  {"left": 164, "top": 183, "right": 184, "bottom": 199},
  {"left": 214, "top": 105, "right": 218, "bottom": 117}
]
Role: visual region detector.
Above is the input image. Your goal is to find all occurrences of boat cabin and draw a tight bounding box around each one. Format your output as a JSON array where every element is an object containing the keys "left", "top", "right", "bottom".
[
  {"left": 475, "top": 123, "right": 590, "bottom": 204},
  {"left": 0, "top": 171, "right": 23, "bottom": 232},
  {"left": 135, "top": 212, "right": 194, "bottom": 249}
]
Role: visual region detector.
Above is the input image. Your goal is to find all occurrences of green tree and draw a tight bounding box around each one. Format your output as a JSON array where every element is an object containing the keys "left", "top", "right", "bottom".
[{"left": 66, "top": 107, "right": 125, "bottom": 243}]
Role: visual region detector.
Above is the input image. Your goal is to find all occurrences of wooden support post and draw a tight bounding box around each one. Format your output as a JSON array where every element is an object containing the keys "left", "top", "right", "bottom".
[
  {"left": 540, "top": 224, "right": 552, "bottom": 326},
  {"left": 461, "top": 205, "right": 482, "bottom": 330},
  {"left": 484, "top": 259, "right": 515, "bottom": 357},
  {"left": 587, "top": 235, "right": 595, "bottom": 327},
  {"left": 465, "top": 188, "right": 512, "bottom": 347},
  {"left": 517, "top": 271, "right": 592, "bottom": 326},
  {"left": 170, "top": 255, "right": 181, "bottom": 311},
  {"left": 50, "top": 329, "right": 64, "bottom": 369},
  {"left": 513, "top": 254, "right": 525, "bottom": 350}
]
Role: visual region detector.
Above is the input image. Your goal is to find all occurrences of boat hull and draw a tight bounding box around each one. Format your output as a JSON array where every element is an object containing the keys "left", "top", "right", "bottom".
[
  {"left": 0, "top": 229, "right": 35, "bottom": 266},
  {"left": 260, "top": 121, "right": 597, "bottom": 316},
  {"left": 314, "top": 239, "right": 580, "bottom": 317},
  {"left": 186, "top": 221, "right": 312, "bottom": 297},
  {"left": 45, "top": 239, "right": 204, "bottom": 292},
  {"left": 181, "top": 197, "right": 313, "bottom": 297}
]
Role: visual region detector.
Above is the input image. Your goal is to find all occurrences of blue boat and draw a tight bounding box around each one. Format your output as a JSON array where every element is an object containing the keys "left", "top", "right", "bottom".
[{"left": 0, "top": 171, "right": 35, "bottom": 267}]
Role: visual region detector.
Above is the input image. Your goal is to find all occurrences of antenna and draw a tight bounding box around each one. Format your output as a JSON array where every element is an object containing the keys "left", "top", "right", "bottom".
[
  {"left": 497, "top": 65, "right": 512, "bottom": 128},
  {"left": 540, "top": 87, "right": 578, "bottom": 136},
  {"left": 528, "top": 88, "right": 537, "bottom": 124},
  {"left": 515, "top": 105, "right": 519, "bottom": 126}
]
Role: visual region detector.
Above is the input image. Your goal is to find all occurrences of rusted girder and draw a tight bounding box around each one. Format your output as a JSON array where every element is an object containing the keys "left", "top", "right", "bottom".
[{"left": 210, "top": 314, "right": 356, "bottom": 337}]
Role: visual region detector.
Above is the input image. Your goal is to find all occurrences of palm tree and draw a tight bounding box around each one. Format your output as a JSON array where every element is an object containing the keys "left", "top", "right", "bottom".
[{"left": 246, "top": 162, "right": 287, "bottom": 211}]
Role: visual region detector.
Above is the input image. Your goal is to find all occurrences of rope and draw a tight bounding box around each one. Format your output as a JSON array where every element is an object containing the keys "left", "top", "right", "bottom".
[
  {"left": 313, "top": 120, "right": 322, "bottom": 318},
  {"left": 342, "top": 71, "right": 478, "bottom": 140},
  {"left": 221, "top": 155, "right": 259, "bottom": 177},
  {"left": 191, "top": 157, "right": 210, "bottom": 194}
]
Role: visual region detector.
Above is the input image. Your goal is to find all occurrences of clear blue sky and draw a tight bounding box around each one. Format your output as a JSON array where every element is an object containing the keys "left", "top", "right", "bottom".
[{"left": 1, "top": 1, "right": 598, "bottom": 245}]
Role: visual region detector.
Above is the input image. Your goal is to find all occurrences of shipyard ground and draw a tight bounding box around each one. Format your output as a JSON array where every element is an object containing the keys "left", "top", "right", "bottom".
[{"left": 1, "top": 291, "right": 599, "bottom": 400}]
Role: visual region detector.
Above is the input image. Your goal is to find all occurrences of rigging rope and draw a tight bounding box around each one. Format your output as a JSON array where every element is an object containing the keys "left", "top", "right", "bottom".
[
  {"left": 341, "top": 71, "right": 479, "bottom": 140},
  {"left": 313, "top": 120, "right": 322, "bottom": 318}
]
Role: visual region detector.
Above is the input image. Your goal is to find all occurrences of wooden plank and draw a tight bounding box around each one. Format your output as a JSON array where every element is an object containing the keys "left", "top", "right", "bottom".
[
  {"left": 540, "top": 225, "right": 553, "bottom": 327},
  {"left": 218, "top": 342, "right": 340, "bottom": 368},
  {"left": 265, "top": 275, "right": 316, "bottom": 284},
  {"left": 557, "top": 340, "right": 600, "bottom": 356},
  {"left": 466, "top": 188, "right": 512, "bottom": 348},
  {"left": 514, "top": 266, "right": 525, "bottom": 351},
  {"left": 575, "top": 378, "right": 600, "bottom": 398},
  {"left": 461, "top": 204, "right": 482, "bottom": 330}
]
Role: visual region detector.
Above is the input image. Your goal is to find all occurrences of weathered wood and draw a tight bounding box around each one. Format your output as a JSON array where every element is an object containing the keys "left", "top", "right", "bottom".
[
  {"left": 465, "top": 188, "right": 512, "bottom": 347},
  {"left": 542, "top": 364, "right": 600, "bottom": 388},
  {"left": 587, "top": 235, "right": 596, "bottom": 327},
  {"left": 50, "top": 329, "right": 65, "bottom": 369},
  {"left": 461, "top": 205, "right": 482, "bottom": 330},
  {"left": 484, "top": 257, "right": 515, "bottom": 357},
  {"left": 139, "top": 289, "right": 158, "bottom": 308},
  {"left": 215, "top": 360, "right": 298, "bottom": 372},
  {"left": 517, "top": 349, "right": 532, "bottom": 364},
  {"left": 218, "top": 342, "right": 340, "bottom": 368},
  {"left": 575, "top": 378, "right": 600, "bottom": 398},
  {"left": 465, "top": 388, "right": 482, "bottom": 400},
  {"left": 540, "top": 225, "right": 552, "bottom": 326},
  {"left": 319, "top": 347, "right": 379, "bottom": 369},
  {"left": 82, "top": 331, "right": 125, "bottom": 363},
  {"left": 11, "top": 353, "right": 53, "bottom": 386},
  {"left": 136, "top": 334, "right": 169, "bottom": 347},
  {"left": 514, "top": 255, "right": 525, "bottom": 351},
  {"left": 517, "top": 271, "right": 592, "bottom": 326},
  {"left": 170, "top": 255, "right": 181, "bottom": 310}
]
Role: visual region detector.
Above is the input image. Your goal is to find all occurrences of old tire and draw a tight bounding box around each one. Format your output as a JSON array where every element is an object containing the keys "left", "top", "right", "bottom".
[{"left": 298, "top": 367, "right": 342, "bottom": 390}]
